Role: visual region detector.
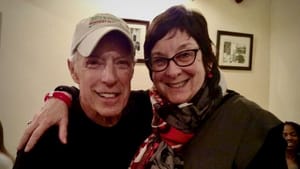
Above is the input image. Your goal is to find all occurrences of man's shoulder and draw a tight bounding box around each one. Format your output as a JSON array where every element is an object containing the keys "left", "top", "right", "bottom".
[
  {"left": 130, "top": 90, "right": 149, "bottom": 99},
  {"left": 129, "top": 90, "right": 151, "bottom": 105},
  {"left": 125, "top": 90, "right": 152, "bottom": 118}
]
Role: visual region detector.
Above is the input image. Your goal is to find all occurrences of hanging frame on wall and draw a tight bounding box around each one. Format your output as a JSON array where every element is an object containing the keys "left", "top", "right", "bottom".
[
  {"left": 123, "top": 19, "right": 149, "bottom": 63},
  {"left": 216, "top": 30, "right": 253, "bottom": 70}
]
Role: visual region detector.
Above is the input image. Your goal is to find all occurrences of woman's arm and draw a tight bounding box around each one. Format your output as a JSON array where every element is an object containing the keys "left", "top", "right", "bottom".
[{"left": 17, "top": 86, "right": 78, "bottom": 152}]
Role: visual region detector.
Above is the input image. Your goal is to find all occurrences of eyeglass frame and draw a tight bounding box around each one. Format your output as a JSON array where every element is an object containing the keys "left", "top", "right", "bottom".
[{"left": 145, "top": 48, "right": 200, "bottom": 72}]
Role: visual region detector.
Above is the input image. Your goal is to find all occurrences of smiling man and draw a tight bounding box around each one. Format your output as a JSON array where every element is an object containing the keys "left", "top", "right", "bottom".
[{"left": 12, "top": 13, "right": 152, "bottom": 169}]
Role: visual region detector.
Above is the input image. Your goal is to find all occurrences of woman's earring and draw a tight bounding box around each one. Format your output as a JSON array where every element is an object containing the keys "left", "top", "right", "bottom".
[{"left": 207, "top": 72, "right": 213, "bottom": 78}]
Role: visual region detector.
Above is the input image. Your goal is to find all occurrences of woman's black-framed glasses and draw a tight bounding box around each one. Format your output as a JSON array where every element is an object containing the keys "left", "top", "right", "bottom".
[{"left": 146, "top": 49, "right": 200, "bottom": 72}]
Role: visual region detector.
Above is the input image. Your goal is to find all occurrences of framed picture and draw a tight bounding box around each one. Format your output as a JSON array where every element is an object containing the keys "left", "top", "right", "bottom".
[
  {"left": 216, "top": 30, "right": 253, "bottom": 70},
  {"left": 123, "top": 19, "right": 149, "bottom": 63}
]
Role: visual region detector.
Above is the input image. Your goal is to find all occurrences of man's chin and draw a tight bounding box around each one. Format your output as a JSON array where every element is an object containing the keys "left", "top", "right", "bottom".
[
  {"left": 97, "top": 107, "right": 123, "bottom": 116},
  {"left": 94, "top": 113, "right": 122, "bottom": 127}
]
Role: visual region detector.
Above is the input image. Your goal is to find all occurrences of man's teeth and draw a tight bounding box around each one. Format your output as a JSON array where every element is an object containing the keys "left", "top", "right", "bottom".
[{"left": 99, "top": 93, "right": 117, "bottom": 98}]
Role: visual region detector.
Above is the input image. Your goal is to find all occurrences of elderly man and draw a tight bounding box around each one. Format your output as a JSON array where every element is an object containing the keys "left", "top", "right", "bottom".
[{"left": 13, "top": 13, "right": 152, "bottom": 169}]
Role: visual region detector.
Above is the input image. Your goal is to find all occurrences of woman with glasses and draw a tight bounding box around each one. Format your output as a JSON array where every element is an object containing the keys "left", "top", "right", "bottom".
[{"left": 17, "top": 5, "right": 287, "bottom": 169}]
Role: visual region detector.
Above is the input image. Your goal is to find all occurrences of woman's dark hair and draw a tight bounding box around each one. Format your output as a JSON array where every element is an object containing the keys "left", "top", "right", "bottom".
[
  {"left": 144, "top": 5, "right": 221, "bottom": 99},
  {"left": 284, "top": 121, "right": 300, "bottom": 136}
]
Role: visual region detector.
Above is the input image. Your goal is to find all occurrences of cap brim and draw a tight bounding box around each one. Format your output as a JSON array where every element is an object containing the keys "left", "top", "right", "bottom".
[{"left": 77, "top": 27, "right": 135, "bottom": 57}]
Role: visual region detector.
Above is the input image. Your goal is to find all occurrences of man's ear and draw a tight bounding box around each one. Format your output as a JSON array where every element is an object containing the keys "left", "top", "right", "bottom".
[{"left": 67, "top": 59, "right": 79, "bottom": 84}]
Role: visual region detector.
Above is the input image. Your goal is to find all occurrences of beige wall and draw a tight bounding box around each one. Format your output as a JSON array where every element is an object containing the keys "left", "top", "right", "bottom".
[
  {"left": 0, "top": 0, "right": 299, "bottom": 157},
  {"left": 269, "top": 0, "right": 300, "bottom": 122}
]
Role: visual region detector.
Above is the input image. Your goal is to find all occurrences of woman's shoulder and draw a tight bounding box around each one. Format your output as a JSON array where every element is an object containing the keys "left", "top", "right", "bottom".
[
  {"left": 223, "top": 90, "right": 265, "bottom": 111},
  {"left": 220, "top": 90, "right": 282, "bottom": 127},
  {"left": 223, "top": 90, "right": 276, "bottom": 115}
]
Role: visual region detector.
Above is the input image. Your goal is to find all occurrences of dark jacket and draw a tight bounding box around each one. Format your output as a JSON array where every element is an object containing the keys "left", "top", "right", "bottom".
[{"left": 183, "top": 91, "right": 287, "bottom": 169}]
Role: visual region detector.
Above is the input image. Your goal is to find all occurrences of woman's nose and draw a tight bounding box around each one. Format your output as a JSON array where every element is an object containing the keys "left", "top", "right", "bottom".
[{"left": 164, "top": 60, "right": 182, "bottom": 78}]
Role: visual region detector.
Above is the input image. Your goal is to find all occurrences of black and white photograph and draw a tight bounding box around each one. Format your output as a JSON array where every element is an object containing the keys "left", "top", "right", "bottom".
[
  {"left": 216, "top": 30, "right": 253, "bottom": 70},
  {"left": 123, "top": 19, "right": 149, "bottom": 63}
]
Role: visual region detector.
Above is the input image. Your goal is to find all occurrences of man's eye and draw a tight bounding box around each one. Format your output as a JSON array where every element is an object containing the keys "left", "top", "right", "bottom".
[
  {"left": 116, "top": 60, "right": 131, "bottom": 69},
  {"left": 86, "top": 60, "right": 103, "bottom": 69}
]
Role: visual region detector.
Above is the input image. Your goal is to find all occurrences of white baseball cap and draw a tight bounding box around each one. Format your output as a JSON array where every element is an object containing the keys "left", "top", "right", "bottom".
[{"left": 71, "top": 13, "right": 135, "bottom": 57}]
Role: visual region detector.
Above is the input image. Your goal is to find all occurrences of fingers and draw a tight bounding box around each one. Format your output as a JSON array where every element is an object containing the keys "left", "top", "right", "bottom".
[
  {"left": 23, "top": 116, "right": 64, "bottom": 152},
  {"left": 22, "top": 118, "right": 68, "bottom": 152},
  {"left": 24, "top": 124, "right": 48, "bottom": 152},
  {"left": 17, "top": 119, "right": 38, "bottom": 150},
  {"left": 20, "top": 115, "right": 54, "bottom": 152},
  {"left": 17, "top": 131, "right": 31, "bottom": 151},
  {"left": 17, "top": 97, "right": 70, "bottom": 152},
  {"left": 58, "top": 117, "right": 68, "bottom": 144}
]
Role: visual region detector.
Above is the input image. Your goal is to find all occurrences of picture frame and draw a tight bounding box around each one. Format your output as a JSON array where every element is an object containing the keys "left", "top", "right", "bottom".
[
  {"left": 216, "top": 30, "right": 253, "bottom": 70},
  {"left": 123, "top": 19, "right": 149, "bottom": 63}
]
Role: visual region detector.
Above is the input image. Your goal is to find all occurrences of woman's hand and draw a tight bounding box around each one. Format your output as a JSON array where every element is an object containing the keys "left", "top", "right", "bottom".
[{"left": 17, "top": 98, "right": 69, "bottom": 152}]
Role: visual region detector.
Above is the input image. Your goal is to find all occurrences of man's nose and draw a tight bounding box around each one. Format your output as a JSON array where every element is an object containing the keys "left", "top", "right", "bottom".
[{"left": 101, "top": 63, "right": 118, "bottom": 86}]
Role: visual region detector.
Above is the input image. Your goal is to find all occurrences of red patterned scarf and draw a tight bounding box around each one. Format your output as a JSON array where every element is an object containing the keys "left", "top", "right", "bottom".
[{"left": 130, "top": 84, "right": 223, "bottom": 169}]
